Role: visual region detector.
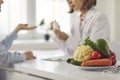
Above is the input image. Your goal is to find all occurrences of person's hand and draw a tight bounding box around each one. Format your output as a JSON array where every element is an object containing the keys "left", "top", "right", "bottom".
[
  {"left": 50, "top": 21, "right": 54, "bottom": 30},
  {"left": 14, "top": 24, "right": 37, "bottom": 33},
  {"left": 24, "top": 51, "right": 36, "bottom": 60},
  {"left": 50, "top": 21, "right": 60, "bottom": 30},
  {"left": 50, "top": 21, "right": 69, "bottom": 41},
  {"left": 54, "top": 29, "right": 69, "bottom": 41}
]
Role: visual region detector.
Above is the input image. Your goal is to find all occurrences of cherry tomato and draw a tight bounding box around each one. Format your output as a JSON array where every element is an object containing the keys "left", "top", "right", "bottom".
[{"left": 90, "top": 51, "right": 102, "bottom": 60}]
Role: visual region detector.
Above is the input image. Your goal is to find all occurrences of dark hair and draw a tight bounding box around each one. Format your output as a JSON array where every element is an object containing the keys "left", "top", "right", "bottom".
[
  {"left": 67, "top": 0, "right": 74, "bottom": 13},
  {"left": 67, "top": 0, "right": 97, "bottom": 13},
  {"left": 94, "top": 0, "right": 96, "bottom": 6},
  {"left": 81, "top": 0, "right": 97, "bottom": 11},
  {"left": 68, "top": 8, "right": 74, "bottom": 13},
  {"left": 86, "top": 0, "right": 96, "bottom": 5}
]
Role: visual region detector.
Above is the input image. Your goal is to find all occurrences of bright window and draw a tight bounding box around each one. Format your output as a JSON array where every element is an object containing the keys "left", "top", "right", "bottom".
[
  {"left": 36, "top": 0, "right": 71, "bottom": 34},
  {"left": 0, "top": 0, "right": 71, "bottom": 39},
  {"left": 0, "top": 0, "right": 27, "bottom": 35}
]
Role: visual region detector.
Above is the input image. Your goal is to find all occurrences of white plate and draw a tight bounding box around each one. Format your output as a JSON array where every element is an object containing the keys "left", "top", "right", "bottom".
[{"left": 79, "top": 66, "right": 112, "bottom": 71}]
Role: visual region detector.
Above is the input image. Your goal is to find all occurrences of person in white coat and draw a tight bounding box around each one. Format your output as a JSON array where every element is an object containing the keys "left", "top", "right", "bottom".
[
  {"left": 51, "top": 0, "right": 110, "bottom": 56},
  {"left": 0, "top": 0, "right": 36, "bottom": 66}
]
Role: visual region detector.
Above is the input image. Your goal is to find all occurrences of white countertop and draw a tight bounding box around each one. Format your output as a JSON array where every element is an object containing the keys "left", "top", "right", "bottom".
[
  {"left": 10, "top": 39, "right": 58, "bottom": 50},
  {"left": 11, "top": 50, "right": 120, "bottom": 80}
]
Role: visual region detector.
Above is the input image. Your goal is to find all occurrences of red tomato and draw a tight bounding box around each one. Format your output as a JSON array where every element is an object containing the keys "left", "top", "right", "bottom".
[
  {"left": 111, "top": 55, "right": 116, "bottom": 60},
  {"left": 110, "top": 50, "right": 117, "bottom": 65},
  {"left": 90, "top": 51, "right": 102, "bottom": 60},
  {"left": 112, "top": 59, "right": 116, "bottom": 65},
  {"left": 110, "top": 51, "right": 116, "bottom": 59}
]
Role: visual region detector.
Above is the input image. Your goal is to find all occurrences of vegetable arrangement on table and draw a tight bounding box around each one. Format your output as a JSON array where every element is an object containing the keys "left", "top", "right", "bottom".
[{"left": 67, "top": 37, "right": 116, "bottom": 67}]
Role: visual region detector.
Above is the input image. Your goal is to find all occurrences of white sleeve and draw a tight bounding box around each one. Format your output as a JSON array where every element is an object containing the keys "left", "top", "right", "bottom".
[
  {"left": 53, "top": 13, "right": 80, "bottom": 56},
  {"left": 54, "top": 36, "right": 77, "bottom": 56},
  {"left": 53, "top": 37, "right": 68, "bottom": 55},
  {"left": 65, "top": 36, "right": 78, "bottom": 53},
  {"left": 54, "top": 34, "right": 78, "bottom": 56}
]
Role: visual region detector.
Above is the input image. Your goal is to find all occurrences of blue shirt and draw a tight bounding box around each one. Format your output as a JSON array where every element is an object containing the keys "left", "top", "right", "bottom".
[{"left": 0, "top": 31, "right": 26, "bottom": 66}]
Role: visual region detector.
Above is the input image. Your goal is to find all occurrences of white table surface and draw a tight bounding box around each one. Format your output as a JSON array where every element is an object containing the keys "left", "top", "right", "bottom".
[{"left": 12, "top": 50, "right": 120, "bottom": 80}]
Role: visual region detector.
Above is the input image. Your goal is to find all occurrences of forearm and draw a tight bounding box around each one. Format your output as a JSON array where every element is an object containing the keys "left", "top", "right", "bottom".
[
  {"left": 54, "top": 36, "right": 78, "bottom": 56},
  {"left": 0, "top": 51, "right": 26, "bottom": 66},
  {"left": 1, "top": 31, "right": 17, "bottom": 50},
  {"left": 65, "top": 36, "right": 79, "bottom": 51},
  {"left": 54, "top": 37, "right": 66, "bottom": 50}
]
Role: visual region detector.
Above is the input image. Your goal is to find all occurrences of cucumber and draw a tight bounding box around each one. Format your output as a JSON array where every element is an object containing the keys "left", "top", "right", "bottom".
[
  {"left": 66, "top": 58, "right": 74, "bottom": 63},
  {"left": 70, "top": 60, "right": 82, "bottom": 66},
  {"left": 66, "top": 58, "right": 82, "bottom": 66},
  {"left": 96, "top": 39, "right": 110, "bottom": 58}
]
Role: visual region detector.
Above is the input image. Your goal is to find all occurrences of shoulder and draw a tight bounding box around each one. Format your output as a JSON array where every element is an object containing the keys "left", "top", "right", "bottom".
[
  {"left": 86, "top": 6, "right": 108, "bottom": 21},
  {"left": 93, "top": 9, "right": 108, "bottom": 20}
]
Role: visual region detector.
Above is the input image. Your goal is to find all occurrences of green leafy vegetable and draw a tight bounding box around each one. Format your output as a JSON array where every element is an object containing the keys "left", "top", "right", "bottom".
[
  {"left": 39, "top": 19, "right": 45, "bottom": 26},
  {"left": 84, "top": 37, "right": 110, "bottom": 58}
]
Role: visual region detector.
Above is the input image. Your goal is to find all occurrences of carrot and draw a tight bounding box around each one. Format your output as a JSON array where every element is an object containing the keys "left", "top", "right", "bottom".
[{"left": 81, "top": 58, "right": 112, "bottom": 66}]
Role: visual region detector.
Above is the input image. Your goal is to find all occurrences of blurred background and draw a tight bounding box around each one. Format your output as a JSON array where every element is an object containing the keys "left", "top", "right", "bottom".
[{"left": 0, "top": 0, "right": 120, "bottom": 50}]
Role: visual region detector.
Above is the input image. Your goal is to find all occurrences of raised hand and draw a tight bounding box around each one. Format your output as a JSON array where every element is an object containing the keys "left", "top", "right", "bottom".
[
  {"left": 50, "top": 21, "right": 60, "bottom": 30},
  {"left": 14, "top": 24, "right": 37, "bottom": 33},
  {"left": 50, "top": 21, "right": 69, "bottom": 41}
]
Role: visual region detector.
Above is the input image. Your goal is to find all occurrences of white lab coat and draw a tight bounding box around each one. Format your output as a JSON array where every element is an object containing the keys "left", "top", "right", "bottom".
[{"left": 54, "top": 6, "right": 110, "bottom": 56}]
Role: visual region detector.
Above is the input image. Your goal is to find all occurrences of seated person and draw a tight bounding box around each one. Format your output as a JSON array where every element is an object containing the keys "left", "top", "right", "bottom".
[{"left": 0, "top": 24, "right": 36, "bottom": 66}]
